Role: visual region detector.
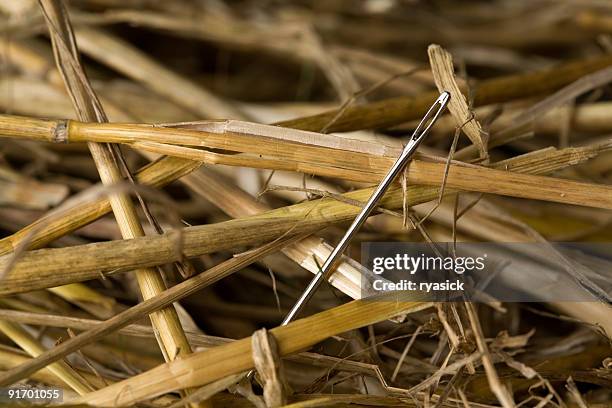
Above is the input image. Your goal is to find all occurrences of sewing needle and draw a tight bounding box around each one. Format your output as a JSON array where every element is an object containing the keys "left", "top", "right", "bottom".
[{"left": 281, "top": 91, "right": 451, "bottom": 325}]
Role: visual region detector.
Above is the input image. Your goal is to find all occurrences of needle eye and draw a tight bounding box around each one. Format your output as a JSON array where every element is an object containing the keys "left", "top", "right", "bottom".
[{"left": 410, "top": 91, "right": 451, "bottom": 145}]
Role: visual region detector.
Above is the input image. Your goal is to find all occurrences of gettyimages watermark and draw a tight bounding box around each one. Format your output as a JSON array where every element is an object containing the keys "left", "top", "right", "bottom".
[
  {"left": 371, "top": 252, "right": 488, "bottom": 293},
  {"left": 361, "top": 242, "right": 612, "bottom": 302}
]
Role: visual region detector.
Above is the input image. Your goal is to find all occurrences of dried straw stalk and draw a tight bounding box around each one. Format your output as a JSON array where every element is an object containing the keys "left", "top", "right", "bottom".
[
  {"left": 36, "top": 0, "right": 196, "bottom": 379},
  {"left": 0, "top": 308, "right": 427, "bottom": 378},
  {"left": 429, "top": 101, "right": 612, "bottom": 136},
  {"left": 0, "top": 309, "right": 227, "bottom": 348},
  {"left": 72, "top": 291, "right": 427, "bottom": 407},
  {"left": 279, "top": 54, "right": 612, "bottom": 132},
  {"left": 0, "top": 115, "right": 610, "bottom": 209}
]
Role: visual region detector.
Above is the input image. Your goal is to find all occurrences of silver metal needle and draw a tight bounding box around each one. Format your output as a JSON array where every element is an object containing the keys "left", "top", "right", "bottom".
[
  {"left": 281, "top": 91, "right": 451, "bottom": 325},
  {"left": 245, "top": 92, "right": 449, "bottom": 382}
]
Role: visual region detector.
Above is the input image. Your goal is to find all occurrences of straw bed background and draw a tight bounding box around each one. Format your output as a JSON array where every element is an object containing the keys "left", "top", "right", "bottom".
[{"left": 0, "top": 0, "right": 610, "bottom": 407}]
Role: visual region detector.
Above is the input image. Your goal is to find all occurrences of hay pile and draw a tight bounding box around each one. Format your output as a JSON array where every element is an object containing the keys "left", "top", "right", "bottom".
[{"left": 0, "top": 0, "right": 610, "bottom": 407}]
